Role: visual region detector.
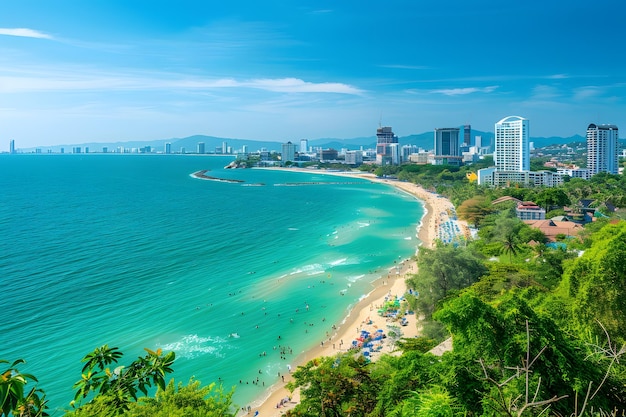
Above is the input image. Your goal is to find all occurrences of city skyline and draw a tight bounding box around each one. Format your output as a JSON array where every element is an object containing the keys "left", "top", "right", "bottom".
[{"left": 1, "top": 1, "right": 625, "bottom": 151}]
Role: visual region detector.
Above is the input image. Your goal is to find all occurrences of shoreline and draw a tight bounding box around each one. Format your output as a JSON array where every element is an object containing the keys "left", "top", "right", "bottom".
[{"left": 243, "top": 168, "right": 469, "bottom": 416}]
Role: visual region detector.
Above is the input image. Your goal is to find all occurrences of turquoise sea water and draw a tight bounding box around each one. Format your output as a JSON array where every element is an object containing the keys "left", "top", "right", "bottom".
[{"left": 0, "top": 154, "right": 423, "bottom": 414}]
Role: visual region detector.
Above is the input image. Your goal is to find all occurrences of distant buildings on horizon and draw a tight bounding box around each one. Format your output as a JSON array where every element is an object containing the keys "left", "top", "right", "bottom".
[{"left": 3, "top": 117, "right": 622, "bottom": 189}]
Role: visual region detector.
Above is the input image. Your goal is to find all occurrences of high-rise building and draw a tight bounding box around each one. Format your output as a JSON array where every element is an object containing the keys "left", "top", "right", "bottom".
[
  {"left": 281, "top": 141, "right": 297, "bottom": 164},
  {"left": 494, "top": 116, "right": 529, "bottom": 172},
  {"left": 222, "top": 141, "right": 228, "bottom": 155},
  {"left": 433, "top": 128, "right": 462, "bottom": 166},
  {"left": 9, "top": 140, "right": 15, "bottom": 154},
  {"left": 197, "top": 142, "right": 205, "bottom": 154},
  {"left": 389, "top": 143, "right": 401, "bottom": 165},
  {"left": 401, "top": 145, "right": 418, "bottom": 162},
  {"left": 300, "top": 139, "right": 308, "bottom": 153},
  {"left": 587, "top": 123, "right": 619, "bottom": 175},
  {"left": 463, "top": 124, "right": 471, "bottom": 146},
  {"left": 376, "top": 126, "right": 398, "bottom": 165},
  {"left": 165, "top": 143, "right": 171, "bottom": 154}
]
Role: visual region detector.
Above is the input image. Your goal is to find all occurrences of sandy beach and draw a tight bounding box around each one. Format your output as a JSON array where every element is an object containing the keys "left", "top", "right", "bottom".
[{"left": 242, "top": 169, "right": 469, "bottom": 416}]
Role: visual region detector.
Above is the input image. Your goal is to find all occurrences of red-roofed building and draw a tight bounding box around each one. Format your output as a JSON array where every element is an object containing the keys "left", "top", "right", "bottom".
[
  {"left": 523, "top": 219, "right": 583, "bottom": 242},
  {"left": 516, "top": 201, "right": 546, "bottom": 220}
]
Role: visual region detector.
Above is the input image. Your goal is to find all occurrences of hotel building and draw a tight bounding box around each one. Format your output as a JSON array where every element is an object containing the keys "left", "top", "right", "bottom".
[
  {"left": 478, "top": 115, "right": 562, "bottom": 187},
  {"left": 494, "top": 116, "right": 529, "bottom": 171}
]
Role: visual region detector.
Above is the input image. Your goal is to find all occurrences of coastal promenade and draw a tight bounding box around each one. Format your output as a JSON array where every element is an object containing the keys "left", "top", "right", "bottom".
[{"left": 245, "top": 169, "right": 469, "bottom": 416}]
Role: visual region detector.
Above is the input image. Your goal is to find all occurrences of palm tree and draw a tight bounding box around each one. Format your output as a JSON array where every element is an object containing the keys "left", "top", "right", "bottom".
[{"left": 501, "top": 232, "right": 520, "bottom": 263}]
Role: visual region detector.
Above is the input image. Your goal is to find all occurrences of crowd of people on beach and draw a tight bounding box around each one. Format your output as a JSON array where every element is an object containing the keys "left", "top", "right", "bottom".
[{"left": 434, "top": 205, "right": 472, "bottom": 245}]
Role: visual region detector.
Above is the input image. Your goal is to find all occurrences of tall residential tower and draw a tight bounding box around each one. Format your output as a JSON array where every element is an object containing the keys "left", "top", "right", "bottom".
[
  {"left": 281, "top": 141, "right": 297, "bottom": 164},
  {"left": 587, "top": 123, "right": 619, "bottom": 176}
]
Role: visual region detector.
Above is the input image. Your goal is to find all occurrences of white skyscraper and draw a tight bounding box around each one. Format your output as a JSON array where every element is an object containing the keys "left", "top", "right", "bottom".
[
  {"left": 494, "top": 116, "right": 529, "bottom": 172},
  {"left": 587, "top": 123, "right": 619, "bottom": 175},
  {"left": 300, "top": 139, "right": 308, "bottom": 153}
]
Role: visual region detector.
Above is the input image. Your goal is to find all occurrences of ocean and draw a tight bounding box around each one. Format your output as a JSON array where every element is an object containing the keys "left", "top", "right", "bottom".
[{"left": 0, "top": 154, "right": 423, "bottom": 414}]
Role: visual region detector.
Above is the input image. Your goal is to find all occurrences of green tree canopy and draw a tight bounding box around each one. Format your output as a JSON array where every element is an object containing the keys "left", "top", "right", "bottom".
[
  {"left": 407, "top": 245, "right": 487, "bottom": 318},
  {"left": 559, "top": 221, "right": 626, "bottom": 343},
  {"left": 71, "top": 345, "right": 175, "bottom": 414},
  {"left": 0, "top": 359, "right": 48, "bottom": 417},
  {"left": 534, "top": 188, "right": 570, "bottom": 212},
  {"left": 286, "top": 354, "right": 379, "bottom": 417},
  {"left": 456, "top": 196, "right": 494, "bottom": 227},
  {"left": 434, "top": 292, "right": 625, "bottom": 415}
]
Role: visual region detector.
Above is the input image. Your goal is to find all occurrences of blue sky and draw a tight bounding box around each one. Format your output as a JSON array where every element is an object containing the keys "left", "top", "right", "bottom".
[{"left": 1, "top": 0, "right": 625, "bottom": 149}]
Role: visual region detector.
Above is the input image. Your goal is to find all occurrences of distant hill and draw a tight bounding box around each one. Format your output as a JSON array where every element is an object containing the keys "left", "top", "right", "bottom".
[
  {"left": 21, "top": 131, "right": 600, "bottom": 153},
  {"left": 531, "top": 134, "right": 586, "bottom": 148}
]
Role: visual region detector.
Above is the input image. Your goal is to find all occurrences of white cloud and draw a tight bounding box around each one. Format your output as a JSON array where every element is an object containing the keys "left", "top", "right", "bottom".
[
  {"left": 0, "top": 28, "right": 52, "bottom": 39},
  {"left": 242, "top": 78, "right": 364, "bottom": 94},
  {"left": 136, "top": 77, "right": 364, "bottom": 94},
  {"left": 431, "top": 85, "right": 498, "bottom": 96},
  {"left": 546, "top": 74, "right": 569, "bottom": 79},
  {"left": 530, "top": 84, "right": 561, "bottom": 100},
  {"left": 573, "top": 86, "right": 604, "bottom": 100},
  {"left": 0, "top": 70, "right": 364, "bottom": 95}
]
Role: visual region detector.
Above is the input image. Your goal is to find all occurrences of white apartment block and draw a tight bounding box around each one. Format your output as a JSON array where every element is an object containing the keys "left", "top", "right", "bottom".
[
  {"left": 587, "top": 123, "right": 619, "bottom": 175},
  {"left": 494, "top": 116, "right": 530, "bottom": 171}
]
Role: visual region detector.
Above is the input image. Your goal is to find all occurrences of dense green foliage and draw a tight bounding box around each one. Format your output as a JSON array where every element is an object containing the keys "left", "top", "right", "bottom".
[
  {"left": 66, "top": 379, "right": 236, "bottom": 417},
  {"left": 284, "top": 165, "right": 626, "bottom": 416},
  {"left": 557, "top": 222, "right": 626, "bottom": 344},
  {"left": 406, "top": 244, "right": 487, "bottom": 319},
  {"left": 1, "top": 359, "right": 48, "bottom": 417},
  {"left": 70, "top": 345, "right": 176, "bottom": 414},
  {"left": 1, "top": 346, "right": 235, "bottom": 417}
]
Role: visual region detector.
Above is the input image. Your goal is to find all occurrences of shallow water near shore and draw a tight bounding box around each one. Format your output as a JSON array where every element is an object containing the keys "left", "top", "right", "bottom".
[{"left": 0, "top": 154, "right": 422, "bottom": 414}]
